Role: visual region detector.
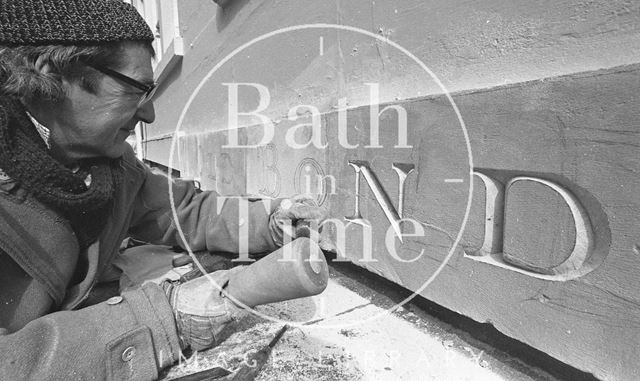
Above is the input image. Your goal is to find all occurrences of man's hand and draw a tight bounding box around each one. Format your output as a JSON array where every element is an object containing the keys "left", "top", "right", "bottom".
[
  {"left": 162, "top": 267, "right": 246, "bottom": 351},
  {"left": 268, "top": 195, "right": 329, "bottom": 247}
]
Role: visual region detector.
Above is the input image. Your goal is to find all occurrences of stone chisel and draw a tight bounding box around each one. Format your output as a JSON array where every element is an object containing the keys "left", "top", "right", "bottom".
[
  {"left": 230, "top": 324, "right": 289, "bottom": 381},
  {"left": 169, "top": 366, "right": 231, "bottom": 381}
]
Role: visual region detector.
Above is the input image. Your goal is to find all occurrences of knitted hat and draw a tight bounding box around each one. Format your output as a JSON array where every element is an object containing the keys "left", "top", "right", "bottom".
[{"left": 0, "top": 0, "right": 154, "bottom": 45}]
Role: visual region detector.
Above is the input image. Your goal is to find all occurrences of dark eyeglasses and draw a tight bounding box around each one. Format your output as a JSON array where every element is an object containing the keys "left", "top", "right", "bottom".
[{"left": 86, "top": 63, "right": 157, "bottom": 107}]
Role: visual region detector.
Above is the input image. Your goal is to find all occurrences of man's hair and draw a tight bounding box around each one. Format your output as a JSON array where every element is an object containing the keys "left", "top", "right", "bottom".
[{"left": 0, "top": 41, "right": 155, "bottom": 103}]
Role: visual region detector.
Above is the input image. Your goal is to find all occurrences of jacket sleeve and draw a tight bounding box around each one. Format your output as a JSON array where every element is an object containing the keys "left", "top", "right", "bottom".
[
  {"left": 0, "top": 279, "right": 181, "bottom": 381},
  {"left": 127, "top": 163, "right": 281, "bottom": 254}
]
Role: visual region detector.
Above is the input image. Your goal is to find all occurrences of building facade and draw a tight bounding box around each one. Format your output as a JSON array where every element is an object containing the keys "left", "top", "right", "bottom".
[{"left": 130, "top": 1, "right": 640, "bottom": 380}]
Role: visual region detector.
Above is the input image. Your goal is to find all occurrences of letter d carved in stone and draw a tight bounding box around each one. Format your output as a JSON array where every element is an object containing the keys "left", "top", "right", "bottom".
[{"left": 465, "top": 172, "right": 601, "bottom": 282}]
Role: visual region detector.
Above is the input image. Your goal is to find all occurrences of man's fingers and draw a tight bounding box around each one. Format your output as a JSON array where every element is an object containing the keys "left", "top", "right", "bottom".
[
  {"left": 277, "top": 200, "right": 328, "bottom": 221},
  {"left": 318, "top": 235, "right": 336, "bottom": 252},
  {"left": 289, "top": 203, "right": 328, "bottom": 220},
  {"left": 292, "top": 194, "right": 317, "bottom": 204},
  {"left": 273, "top": 197, "right": 329, "bottom": 244}
]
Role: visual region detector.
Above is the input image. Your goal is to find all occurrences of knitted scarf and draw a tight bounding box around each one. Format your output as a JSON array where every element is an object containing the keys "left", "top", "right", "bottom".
[{"left": 0, "top": 97, "right": 122, "bottom": 250}]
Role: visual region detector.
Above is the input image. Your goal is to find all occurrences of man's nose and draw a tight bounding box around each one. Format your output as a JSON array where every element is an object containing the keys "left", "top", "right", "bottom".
[{"left": 136, "top": 101, "right": 155, "bottom": 124}]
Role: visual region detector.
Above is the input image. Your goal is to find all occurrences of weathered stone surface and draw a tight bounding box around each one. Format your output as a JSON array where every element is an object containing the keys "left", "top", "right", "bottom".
[{"left": 168, "top": 64, "right": 640, "bottom": 380}]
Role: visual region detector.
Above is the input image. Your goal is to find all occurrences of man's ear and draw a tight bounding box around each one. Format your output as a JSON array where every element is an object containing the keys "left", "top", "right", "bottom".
[
  {"left": 34, "top": 55, "right": 53, "bottom": 75},
  {"left": 33, "top": 55, "right": 76, "bottom": 99}
]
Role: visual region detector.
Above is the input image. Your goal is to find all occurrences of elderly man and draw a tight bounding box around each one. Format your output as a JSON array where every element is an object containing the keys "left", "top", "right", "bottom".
[{"left": 0, "top": 1, "right": 326, "bottom": 379}]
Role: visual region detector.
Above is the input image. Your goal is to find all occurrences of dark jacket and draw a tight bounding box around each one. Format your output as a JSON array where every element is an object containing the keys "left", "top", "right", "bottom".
[{"left": 0, "top": 146, "right": 279, "bottom": 380}]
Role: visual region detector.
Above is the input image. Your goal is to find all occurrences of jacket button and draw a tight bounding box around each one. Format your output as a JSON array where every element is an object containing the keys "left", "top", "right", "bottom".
[
  {"left": 122, "top": 346, "right": 136, "bottom": 362},
  {"left": 106, "top": 296, "right": 123, "bottom": 305}
]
